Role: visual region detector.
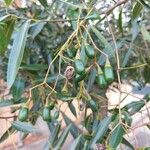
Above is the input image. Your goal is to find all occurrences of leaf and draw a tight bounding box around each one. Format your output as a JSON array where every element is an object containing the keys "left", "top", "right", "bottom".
[
  {"left": 0, "top": 100, "right": 13, "bottom": 107},
  {"left": 90, "top": 116, "right": 112, "bottom": 148},
  {"left": 7, "top": 20, "right": 30, "bottom": 87},
  {"left": 124, "top": 101, "right": 145, "bottom": 115},
  {"left": 30, "top": 22, "right": 46, "bottom": 39},
  {"left": 118, "top": 9, "right": 123, "bottom": 34},
  {"left": 54, "top": 124, "right": 71, "bottom": 149},
  {"left": 87, "top": 68, "right": 96, "bottom": 91},
  {"left": 38, "top": 0, "right": 48, "bottom": 8},
  {"left": 0, "top": 126, "right": 15, "bottom": 143},
  {"left": 50, "top": 123, "right": 61, "bottom": 145},
  {"left": 4, "top": 0, "right": 12, "bottom": 6},
  {"left": 0, "top": 19, "right": 15, "bottom": 55},
  {"left": 132, "top": 2, "right": 143, "bottom": 20},
  {"left": 141, "top": 24, "right": 150, "bottom": 42},
  {"left": 68, "top": 102, "right": 77, "bottom": 117},
  {"left": 11, "top": 121, "right": 40, "bottom": 133},
  {"left": 90, "top": 26, "right": 115, "bottom": 61},
  {"left": 122, "top": 137, "right": 134, "bottom": 150},
  {"left": 138, "top": 0, "right": 150, "bottom": 9},
  {"left": 70, "top": 135, "right": 82, "bottom": 150},
  {"left": 62, "top": 113, "right": 79, "bottom": 138},
  {"left": 20, "top": 64, "right": 48, "bottom": 71},
  {"left": 11, "top": 78, "right": 25, "bottom": 102},
  {"left": 109, "top": 124, "right": 125, "bottom": 148}
]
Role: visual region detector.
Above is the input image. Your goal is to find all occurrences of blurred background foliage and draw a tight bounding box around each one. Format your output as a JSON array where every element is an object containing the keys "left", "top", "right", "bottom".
[{"left": 0, "top": 0, "right": 150, "bottom": 149}]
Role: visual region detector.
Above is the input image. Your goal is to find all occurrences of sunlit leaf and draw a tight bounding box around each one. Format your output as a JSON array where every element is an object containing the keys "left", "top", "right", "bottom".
[{"left": 7, "top": 20, "right": 30, "bottom": 87}]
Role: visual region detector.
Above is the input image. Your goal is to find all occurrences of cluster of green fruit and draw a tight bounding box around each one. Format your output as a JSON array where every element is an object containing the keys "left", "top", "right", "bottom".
[
  {"left": 18, "top": 101, "right": 59, "bottom": 122},
  {"left": 68, "top": 43, "right": 114, "bottom": 88}
]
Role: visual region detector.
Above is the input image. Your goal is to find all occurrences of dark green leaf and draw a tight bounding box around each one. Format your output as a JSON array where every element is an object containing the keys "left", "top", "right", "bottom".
[
  {"left": 109, "top": 124, "right": 125, "bottom": 148},
  {"left": 20, "top": 64, "right": 48, "bottom": 71},
  {"left": 11, "top": 121, "right": 40, "bottom": 133},
  {"left": 0, "top": 126, "right": 15, "bottom": 143},
  {"left": 70, "top": 135, "right": 82, "bottom": 150},
  {"left": 132, "top": 2, "right": 143, "bottom": 20},
  {"left": 124, "top": 101, "right": 145, "bottom": 115},
  {"left": 90, "top": 116, "right": 112, "bottom": 147},
  {"left": 0, "top": 19, "right": 15, "bottom": 55},
  {"left": 50, "top": 123, "right": 61, "bottom": 145},
  {"left": 38, "top": 0, "right": 48, "bottom": 8},
  {"left": 118, "top": 9, "right": 123, "bottom": 34},
  {"left": 122, "top": 137, "right": 134, "bottom": 150},
  {"left": 138, "top": 0, "right": 150, "bottom": 9},
  {"left": 11, "top": 78, "right": 25, "bottom": 102},
  {"left": 7, "top": 20, "right": 30, "bottom": 87},
  {"left": 68, "top": 102, "right": 77, "bottom": 117},
  {"left": 54, "top": 124, "right": 71, "bottom": 150},
  {"left": 0, "top": 100, "right": 13, "bottom": 107}
]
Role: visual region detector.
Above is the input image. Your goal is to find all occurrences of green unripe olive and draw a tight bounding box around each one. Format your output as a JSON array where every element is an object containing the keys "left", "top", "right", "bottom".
[
  {"left": 97, "top": 74, "right": 107, "bottom": 89},
  {"left": 42, "top": 106, "right": 51, "bottom": 122},
  {"left": 85, "top": 44, "right": 95, "bottom": 59},
  {"left": 75, "top": 73, "right": 86, "bottom": 87},
  {"left": 66, "top": 49, "right": 76, "bottom": 58},
  {"left": 104, "top": 67, "right": 114, "bottom": 83},
  {"left": 18, "top": 107, "right": 29, "bottom": 122},
  {"left": 74, "top": 59, "right": 85, "bottom": 75},
  {"left": 104, "top": 58, "right": 114, "bottom": 83},
  {"left": 87, "top": 99, "right": 98, "bottom": 112},
  {"left": 49, "top": 101, "right": 55, "bottom": 110}
]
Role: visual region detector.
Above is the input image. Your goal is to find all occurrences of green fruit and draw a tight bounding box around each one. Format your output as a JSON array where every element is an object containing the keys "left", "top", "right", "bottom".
[
  {"left": 97, "top": 74, "right": 107, "bottom": 89},
  {"left": 18, "top": 107, "right": 28, "bottom": 122},
  {"left": 104, "top": 67, "right": 114, "bottom": 83},
  {"left": 42, "top": 107, "right": 51, "bottom": 122},
  {"left": 75, "top": 73, "right": 86, "bottom": 87},
  {"left": 74, "top": 59, "right": 85, "bottom": 75},
  {"left": 85, "top": 44, "right": 95, "bottom": 59},
  {"left": 87, "top": 99, "right": 98, "bottom": 112},
  {"left": 66, "top": 49, "right": 76, "bottom": 58},
  {"left": 49, "top": 101, "right": 55, "bottom": 110},
  {"left": 104, "top": 58, "right": 114, "bottom": 83}
]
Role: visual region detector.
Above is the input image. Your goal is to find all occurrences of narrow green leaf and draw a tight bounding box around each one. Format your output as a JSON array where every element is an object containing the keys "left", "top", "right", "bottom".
[
  {"left": 109, "top": 124, "right": 125, "bottom": 148},
  {"left": 141, "top": 24, "right": 150, "bottom": 42},
  {"left": 70, "top": 135, "right": 82, "bottom": 150},
  {"left": 118, "top": 9, "right": 123, "bottom": 34},
  {"left": 87, "top": 68, "right": 96, "bottom": 91},
  {"left": 138, "top": 0, "right": 150, "bottom": 9},
  {"left": 132, "top": 2, "right": 143, "bottom": 20},
  {"left": 62, "top": 113, "right": 79, "bottom": 138},
  {"left": 50, "top": 123, "right": 61, "bottom": 145},
  {"left": 68, "top": 102, "right": 77, "bottom": 117},
  {"left": 38, "top": 0, "right": 48, "bottom": 8},
  {"left": 4, "top": 0, "right": 12, "bottom": 6},
  {"left": 124, "top": 101, "right": 145, "bottom": 115},
  {"left": 122, "top": 137, "right": 134, "bottom": 150},
  {"left": 90, "top": 26, "right": 115, "bottom": 60},
  {"left": 20, "top": 64, "right": 48, "bottom": 71},
  {"left": 0, "top": 19, "right": 15, "bottom": 55},
  {"left": 0, "top": 99, "right": 13, "bottom": 107},
  {"left": 11, "top": 121, "right": 40, "bottom": 133},
  {"left": 7, "top": 20, "right": 30, "bottom": 87},
  {"left": 54, "top": 124, "right": 71, "bottom": 150},
  {"left": 0, "top": 126, "right": 15, "bottom": 143},
  {"left": 11, "top": 78, "right": 25, "bottom": 101},
  {"left": 90, "top": 116, "right": 112, "bottom": 147}
]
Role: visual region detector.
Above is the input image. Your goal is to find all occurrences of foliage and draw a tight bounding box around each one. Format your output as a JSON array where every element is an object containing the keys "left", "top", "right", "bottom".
[{"left": 0, "top": 0, "right": 150, "bottom": 149}]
